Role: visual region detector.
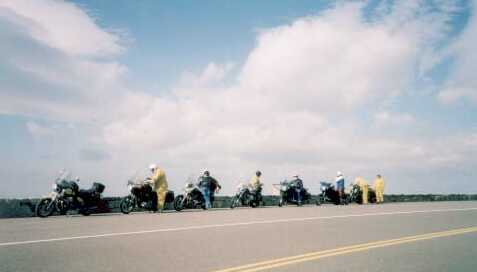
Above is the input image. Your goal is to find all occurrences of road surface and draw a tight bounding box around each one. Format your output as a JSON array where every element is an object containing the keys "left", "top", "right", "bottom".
[{"left": 1, "top": 201, "right": 477, "bottom": 272}]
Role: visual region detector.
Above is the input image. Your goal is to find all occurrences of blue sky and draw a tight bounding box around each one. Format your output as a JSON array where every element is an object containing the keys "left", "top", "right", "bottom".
[{"left": 0, "top": 0, "right": 476, "bottom": 198}]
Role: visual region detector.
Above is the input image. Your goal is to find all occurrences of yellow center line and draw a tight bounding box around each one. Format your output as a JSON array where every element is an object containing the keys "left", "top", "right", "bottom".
[{"left": 213, "top": 226, "right": 477, "bottom": 272}]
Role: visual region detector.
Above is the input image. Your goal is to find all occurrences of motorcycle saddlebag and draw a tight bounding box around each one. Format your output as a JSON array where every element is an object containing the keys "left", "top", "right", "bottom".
[{"left": 165, "top": 190, "right": 175, "bottom": 203}]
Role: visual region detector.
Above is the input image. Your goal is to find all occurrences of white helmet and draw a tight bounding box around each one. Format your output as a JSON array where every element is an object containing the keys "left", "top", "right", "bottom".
[
  {"left": 149, "top": 164, "right": 157, "bottom": 170},
  {"left": 337, "top": 171, "right": 342, "bottom": 176}
]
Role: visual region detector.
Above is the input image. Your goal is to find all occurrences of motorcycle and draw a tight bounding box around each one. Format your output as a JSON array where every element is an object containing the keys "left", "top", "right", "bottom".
[
  {"left": 119, "top": 177, "right": 175, "bottom": 214},
  {"left": 36, "top": 171, "right": 106, "bottom": 218},
  {"left": 346, "top": 184, "right": 377, "bottom": 204},
  {"left": 174, "top": 180, "right": 206, "bottom": 211},
  {"left": 276, "top": 177, "right": 314, "bottom": 207},
  {"left": 230, "top": 183, "right": 262, "bottom": 209},
  {"left": 317, "top": 181, "right": 341, "bottom": 205}
]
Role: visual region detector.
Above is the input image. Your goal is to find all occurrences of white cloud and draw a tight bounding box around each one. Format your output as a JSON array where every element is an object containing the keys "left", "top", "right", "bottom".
[
  {"left": 0, "top": 0, "right": 127, "bottom": 122},
  {"left": 0, "top": 0, "right": 124, "bottom": 57},
  {"left": 239, "top": 3, "right": 419, "bottom": 112}
]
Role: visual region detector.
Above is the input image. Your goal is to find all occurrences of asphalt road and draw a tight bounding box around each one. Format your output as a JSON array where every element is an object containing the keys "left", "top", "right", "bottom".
[{"left": 1, "top": 201, "right": 477, "bottom": 272}]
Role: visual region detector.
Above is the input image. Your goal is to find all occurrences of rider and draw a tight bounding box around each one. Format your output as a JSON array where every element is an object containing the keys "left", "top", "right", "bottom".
[
  {"left": 198, "top": 171, "right": 219, "bottom": 209},
  {"left": 291, "top": 175, "right": 303, "bottom": 205},
  {"left": 374, "top": 174, "right": 385, "bottom": 203},
  {"left": 354, "top": 177, "right": 369, "bottom": 204},
  {"left": 147, "top": 164, "right": 168, "bottom": 212},
  {"left": 249, "top": 171, "right": 263, "bottom": 200},
  {"left": 250, "top": 171, "right": 263, "bottom": 189},
  {"left": 209, "top": 174, "right": 222, "bottom": 206},
  {"left": 335, "top": 171, "right": 345, "bottom": 203}
]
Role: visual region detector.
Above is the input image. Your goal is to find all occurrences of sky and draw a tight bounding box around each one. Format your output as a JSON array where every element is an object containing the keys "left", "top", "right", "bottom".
[{"left": 0, "top": 0, "right": 476, "bottom": 198}]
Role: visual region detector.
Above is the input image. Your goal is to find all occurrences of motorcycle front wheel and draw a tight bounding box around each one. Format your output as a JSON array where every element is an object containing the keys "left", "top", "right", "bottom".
[
  {"left": 174, "top": 195, "right": 185, "bottom": 211},
  {"left": 230, "top": 196, "right": 238, "bottom": 209},
  {"left": 36, "top": 198, "right": 55, "bottom": 218},
  {"left": 278, "top": 197, "right": 285, "bottom": 207},
  {"left": 120, "top": 196, "right": 134, "bottom": 214}
]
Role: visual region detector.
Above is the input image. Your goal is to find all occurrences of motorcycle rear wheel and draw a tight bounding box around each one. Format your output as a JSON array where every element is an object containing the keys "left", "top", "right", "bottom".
[
  {"left": 36, "top": 198, "right": 55, "bottom": 218},
  {"left": 120, "top": 196, "right": 134, "bottom": 214}
]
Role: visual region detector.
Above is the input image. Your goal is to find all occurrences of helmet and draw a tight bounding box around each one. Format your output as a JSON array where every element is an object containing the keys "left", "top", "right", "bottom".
[
  {"left": 337, "top": 171, "right": 342, "bottom": 176},
  {"left": 204, "top": 170, "right": 210, "bottom": 176},
  {"left": 256, "top": 171, "right": 262, "bottom": 177},
  {"left": 149, "top": 164, "right": 157, "bottom": 170}
]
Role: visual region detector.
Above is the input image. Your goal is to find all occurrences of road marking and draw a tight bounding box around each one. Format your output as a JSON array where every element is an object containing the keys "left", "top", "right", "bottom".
[
  {"left": 213, "top": 226, "right": 477, "bottom": 272},
  {"left": 1, "top": 207, "right": 476, "bottom": 247}
]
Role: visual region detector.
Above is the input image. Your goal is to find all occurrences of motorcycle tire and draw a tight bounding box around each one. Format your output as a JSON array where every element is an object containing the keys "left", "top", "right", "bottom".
[
  {"left": 120, "top": 196, "right": 134, "bottom": 214},
  {"left": 174, "top": 195, "right": 184, "bottom": 211},
  {"left": 278, "top": 198, "right": 285, "bottom": 207},
  {"left": 36, "top": 198, "right": 55, "bottom": 218},
  {"left": 250, "top": 200, "right": 258, "bottom": 208},
  {"left": 230, "top": 197, "right": 238, "bottom": 209}
]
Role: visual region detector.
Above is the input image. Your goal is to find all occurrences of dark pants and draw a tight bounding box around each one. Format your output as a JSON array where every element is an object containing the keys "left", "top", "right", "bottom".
[
  {"left": 151, "top": 192, "right": 158, "bottom": 211},
  {"left": 295, "top": 188, "right": 302, "bottom": 203}
]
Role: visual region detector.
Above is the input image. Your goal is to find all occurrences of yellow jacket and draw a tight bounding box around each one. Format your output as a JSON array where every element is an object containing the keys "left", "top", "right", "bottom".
[
  {"left": 354, "top": 177, "right": 368, "bottom": 187},
  {"left": 250, "top": 175, "right": 261, "bottom": 190},
  {"left": 374, "top": 177, "right": 385, "bottom": 191},
  {"left": 151, "top": 168, "right": 168, "bottom": 191}
]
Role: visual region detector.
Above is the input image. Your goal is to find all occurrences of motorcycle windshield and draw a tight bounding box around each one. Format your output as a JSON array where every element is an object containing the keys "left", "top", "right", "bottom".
[
  {"left": 128, "top": 169, "right": 149, "bottom": 185},
  {"left": 55, "top": 170, "right": 72, "bottom": 184},
  {"left": 185, "top": 174, "right": 200, "bottom": 188}
]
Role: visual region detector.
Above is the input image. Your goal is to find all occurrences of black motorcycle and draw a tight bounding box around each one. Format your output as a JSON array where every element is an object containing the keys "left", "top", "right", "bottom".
[
  {"left": 120, "top": 180, "right": 174, "bottom": 214},
  {"left": 276, "top": 177, "right": 315, "bottom": 207},
  {"left": 174, "top": 182, "right": 206, "bottom": 211},
  {"left": 230, "top": 183, "right": 262, "bottom": 209},
  {"left": 317, "top": 181, "right": 341, "bottom": 205},
  {"left": 36, "top": 171, "right": 106, "bottom": 218}
]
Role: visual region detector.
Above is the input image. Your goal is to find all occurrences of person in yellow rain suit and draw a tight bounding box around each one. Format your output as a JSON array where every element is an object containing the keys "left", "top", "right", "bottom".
[
  {"left": 354, "top": 177, "right": 369, "bottom": 204},
  {"left": 147, "top": 164, "right": 168, "bottom": 211},
  {"left": 374, "top": 174, "right": 385, "bottom": 203},
  {"left": 249, "top": 171, "right": 262, "bottom": 190}
]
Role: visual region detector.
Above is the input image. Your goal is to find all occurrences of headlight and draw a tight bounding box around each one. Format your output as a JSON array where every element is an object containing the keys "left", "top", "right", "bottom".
[
  {"left": 128, "top": 184, "right": 133, "bottom": 191},
  {"left": 52, "top": 183, "right": 58, "bottom": 190}
]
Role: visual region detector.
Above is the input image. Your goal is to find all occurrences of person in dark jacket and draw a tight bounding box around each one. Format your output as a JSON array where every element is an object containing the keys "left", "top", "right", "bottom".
[
  {"left": 291, "top": 175, "right": 303, "bottom": 204},
  {"left": 198, "top": 171, "right": 220, "bottom": 209},
  {"left": 209, "top": 175, "right": 221, "bottom": 206}
]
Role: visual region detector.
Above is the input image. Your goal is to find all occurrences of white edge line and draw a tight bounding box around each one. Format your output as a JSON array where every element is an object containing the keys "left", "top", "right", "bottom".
[{"left": 1, "top": 207, "right": 477, "bottom": 247}]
